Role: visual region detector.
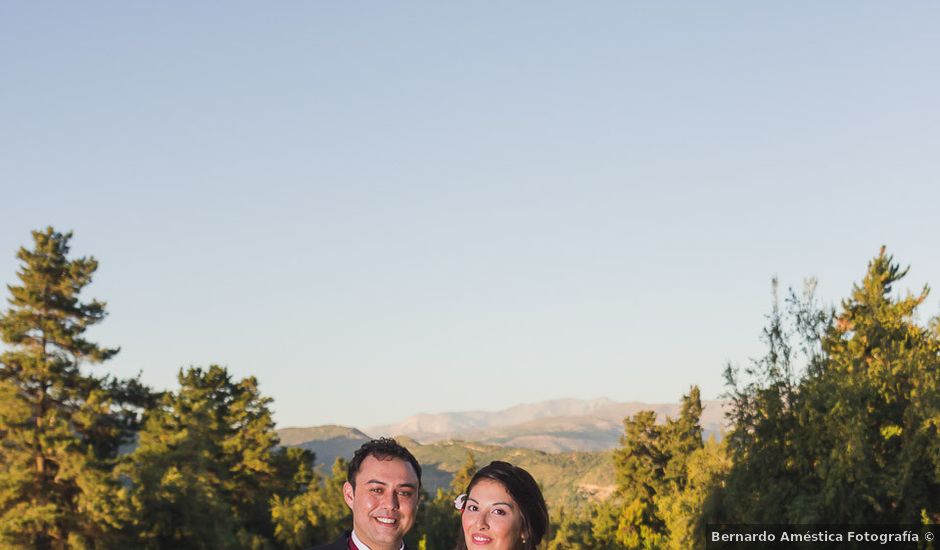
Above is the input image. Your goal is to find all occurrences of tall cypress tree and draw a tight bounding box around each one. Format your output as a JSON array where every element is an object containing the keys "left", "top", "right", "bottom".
[{"left": 0, "top": 227, "right": 122, "bottom": 549}]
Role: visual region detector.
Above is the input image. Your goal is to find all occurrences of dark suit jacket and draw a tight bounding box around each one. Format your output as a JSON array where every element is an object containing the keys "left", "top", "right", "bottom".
[
  {"left": 305, "top": 531, "right": 349, "bottom": 550},
  {"left": 305, "top": 532, "right": 411, "bottom": 550}
]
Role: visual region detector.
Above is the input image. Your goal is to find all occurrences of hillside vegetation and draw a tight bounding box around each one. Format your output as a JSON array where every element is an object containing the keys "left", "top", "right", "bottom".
[
  {"left": 276, "top": 429, "right": 616, "bottom": 511},
  {"left": 2, "top": 229, "right": 937, "bottom": 550}
]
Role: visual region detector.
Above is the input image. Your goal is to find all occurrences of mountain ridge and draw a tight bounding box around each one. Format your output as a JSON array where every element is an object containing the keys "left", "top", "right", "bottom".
[
  {"left": 278, "top": 397, "right": 728, "bottom": 454},
  {"left": 365, "top": 397, "right": 727, "bottom": 452}
]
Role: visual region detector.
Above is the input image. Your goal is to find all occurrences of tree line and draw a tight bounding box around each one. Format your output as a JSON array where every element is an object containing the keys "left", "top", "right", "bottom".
[
  {"left": 545, "top": 249, "right": 940, "bottom": 549},
  {"left": 1, "top": 228, "right": 938, "bottom": 549}
]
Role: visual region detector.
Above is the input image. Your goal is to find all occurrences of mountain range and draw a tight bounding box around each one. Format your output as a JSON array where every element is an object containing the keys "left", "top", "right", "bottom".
[
  {"left": 364, "top": 397, "right": 728, "bottom": 452},
  {"left": 276, "top": 397, "right": 728, "bottom": 510}
]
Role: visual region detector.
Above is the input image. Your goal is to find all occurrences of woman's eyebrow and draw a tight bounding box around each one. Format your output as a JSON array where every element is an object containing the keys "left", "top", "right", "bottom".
[{"left": 471, "top": 499, "right": 514, "bottom": 508}]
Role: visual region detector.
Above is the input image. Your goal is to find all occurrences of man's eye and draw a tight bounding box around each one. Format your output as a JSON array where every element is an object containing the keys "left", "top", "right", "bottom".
[
  {"left": 397, "top": 491, "right": 413, "bottom": 498},
  {"left": 370, "top": 487, "right": 383, "bottom": 494}
]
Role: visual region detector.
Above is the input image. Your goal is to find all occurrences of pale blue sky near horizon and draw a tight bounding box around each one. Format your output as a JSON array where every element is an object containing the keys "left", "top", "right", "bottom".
[{"left": 2, "top": 2, "right": 939, "bottom": 429}]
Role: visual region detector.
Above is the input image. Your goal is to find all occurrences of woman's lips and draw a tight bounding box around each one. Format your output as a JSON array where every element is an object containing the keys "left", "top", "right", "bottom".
[{"left": 471, "top": 533, "right": 492, "bottom": 544}]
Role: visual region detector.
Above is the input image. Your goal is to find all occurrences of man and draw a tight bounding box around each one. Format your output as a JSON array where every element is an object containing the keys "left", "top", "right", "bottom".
[{"left": 309, "top": 438, "right": 422, "bottom": 550}]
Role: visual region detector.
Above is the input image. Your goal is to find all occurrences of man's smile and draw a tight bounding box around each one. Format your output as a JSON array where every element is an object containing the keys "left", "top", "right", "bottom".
[{"left": 373, "top": 516, "right": 398, "bottom": 525}]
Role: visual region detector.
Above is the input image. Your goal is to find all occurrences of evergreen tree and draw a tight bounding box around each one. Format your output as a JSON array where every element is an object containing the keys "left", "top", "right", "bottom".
[
  {"left": 722, "top": 277, "right": 832, "bottom": 523},
  {"left": 724, "top": 250, "right": 940, "bottom": 524},
  {"left": 610, "top": 387, "right": 710, "bottom": 549},
  {"left": 418, "top": 452, "right": 477, "bottom": 550},
  {"left": 612, "top": 410, "right": 667, "bottom": 548},
  {"left": 271, "top": 457, "right": 352, "bottom": 549},
  {"left": 656, "top": 437, "right": 730, "bottom": 550},
  {"left": 0, "top": 228, "right": 125, "bottom": 549},
  {"left": 588, "top": 500, "right": 622, "bottom": 550},
  {"left": 805, "top": 249, "right": 940, "bottom": 522},
  {"left": 547, "top": 508, "right": 596, "bottom": 550},
  {"left": 451, "top": 452, "right": 477, "bottom": 494},
  {"left": 124, "top": 365, "right": 300, "bottom": 549}
]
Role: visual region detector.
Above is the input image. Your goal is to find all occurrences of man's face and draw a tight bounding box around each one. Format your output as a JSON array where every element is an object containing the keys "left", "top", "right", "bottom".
[{"left": 343, "top": 454, "right": 420, "bottom": 550}]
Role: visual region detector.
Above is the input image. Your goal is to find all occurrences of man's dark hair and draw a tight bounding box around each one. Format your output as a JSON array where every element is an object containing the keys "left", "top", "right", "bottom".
[{"left": 347, "top": 437, "right": 422, "bottom": 488}]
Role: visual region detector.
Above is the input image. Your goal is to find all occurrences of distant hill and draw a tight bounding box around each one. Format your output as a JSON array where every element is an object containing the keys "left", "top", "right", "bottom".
[
  {"left": 276, "top": 425, "right": 371, "bottom": 468},
  {"left": 366, "top": 398, "right": 622, "bottom": 441},
  {"left": 275, "top": 397, "right": 727, "bottom": 510},
  {"left": 405, "top": 438, "right": 616, "bottom": 511},
  {"left": 278, "top": 399, "right": 725, "bottom": 508},
  {"left": 276, "top": 431, "right": 615, "bottom": 512},
  {"left": 366, "top": 398, "right": 728, "bottom": 452}
]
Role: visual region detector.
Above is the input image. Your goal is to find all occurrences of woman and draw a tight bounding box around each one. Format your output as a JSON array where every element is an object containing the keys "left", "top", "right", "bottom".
[{"left": 453, "top": 461, "right": 549, "bottom": 550}]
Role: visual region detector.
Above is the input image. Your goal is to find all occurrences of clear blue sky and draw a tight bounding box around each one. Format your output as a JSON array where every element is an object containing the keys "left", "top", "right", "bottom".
[{"left": 2, "top": 2, "right": 939, "bottom": 428}]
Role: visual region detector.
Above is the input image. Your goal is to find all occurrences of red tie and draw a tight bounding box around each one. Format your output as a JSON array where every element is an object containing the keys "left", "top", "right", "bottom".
[{"left": 347, "top": 538, "right": 359, "bottom": 550}]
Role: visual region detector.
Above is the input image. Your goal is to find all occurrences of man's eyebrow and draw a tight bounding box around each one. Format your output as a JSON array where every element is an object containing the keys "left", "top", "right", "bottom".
[{"left": 363, "top": 480, "right": 417, "bottom": 490}]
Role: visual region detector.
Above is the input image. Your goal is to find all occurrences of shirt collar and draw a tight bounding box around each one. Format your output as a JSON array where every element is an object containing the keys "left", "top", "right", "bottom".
[{"left": 351, "top": 530, "right": 405, "bottom": 550}]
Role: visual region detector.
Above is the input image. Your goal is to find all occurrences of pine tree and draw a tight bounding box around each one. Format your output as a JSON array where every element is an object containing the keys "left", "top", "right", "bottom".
[
  {"left": 612, "top": 409, "right": 667, "bottom": 548},
  {"left": 656, "top": 437, "right": 730, "bottom": 550},
  {"left": 724, "top": 250, "right": 940, "bottom": 524},
  {"left": 0, "top": 227, "right": 125, "bottom": 549},
  {"left": 124, "top": 365, "right": 299, "bottom": 549},
  {"left": 412, "top": 452, "right": 477, "bottom": 550},
  {"left": 722, "top": 278, "right": 830, "bottom": 523},
  {"left": 547, "top": 508, "right": 596, "bottom": 550},
  {"left": 805, "top": 249, "right": 940, "bottom": 522},
  {"left": 451, "top": 452, "right": 477, "bottom": 494},
  {"left": 271, "top": 456, "right": 351, "bottom": 549},
  {"left": 610, "top": 387, "right": 710, "bottom": 548}
]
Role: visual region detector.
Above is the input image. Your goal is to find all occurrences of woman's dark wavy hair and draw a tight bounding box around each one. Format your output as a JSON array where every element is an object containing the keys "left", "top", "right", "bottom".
[{"left": 453, "top": 461, "right": 549, "bottom": 550}]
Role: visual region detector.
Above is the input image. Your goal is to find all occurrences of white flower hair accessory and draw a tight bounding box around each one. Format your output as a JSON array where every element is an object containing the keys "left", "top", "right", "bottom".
[{"left": 454, "top": 493, "right": 468, "bottom": 510}]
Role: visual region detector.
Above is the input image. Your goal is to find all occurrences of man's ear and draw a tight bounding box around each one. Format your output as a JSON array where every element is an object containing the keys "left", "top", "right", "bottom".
[{"left": 343, "top": 481, "right": 355, "bottom": 508}]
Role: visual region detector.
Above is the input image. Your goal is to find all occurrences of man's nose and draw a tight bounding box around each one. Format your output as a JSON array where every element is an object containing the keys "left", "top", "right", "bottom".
[{"left": 383, "top": 490, "right": 400, "bottom": 509}]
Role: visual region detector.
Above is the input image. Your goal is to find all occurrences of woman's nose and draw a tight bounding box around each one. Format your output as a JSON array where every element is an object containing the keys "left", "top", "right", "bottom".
[{"left": 473, "top": 513, "right": 489, "bottom": 530}]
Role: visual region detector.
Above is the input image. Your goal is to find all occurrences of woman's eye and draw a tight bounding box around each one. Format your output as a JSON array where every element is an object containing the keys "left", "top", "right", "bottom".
[
  {"left": 493, "top": 508, "right": 506, "bottom": 516},
  {"left": 467, "top": 505, "right": 479, "bottom": 512}
]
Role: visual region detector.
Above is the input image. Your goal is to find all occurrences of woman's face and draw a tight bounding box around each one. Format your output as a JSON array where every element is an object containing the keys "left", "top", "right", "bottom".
[{"left": 461, "top": 478, "right": 525, "bottom": 549}]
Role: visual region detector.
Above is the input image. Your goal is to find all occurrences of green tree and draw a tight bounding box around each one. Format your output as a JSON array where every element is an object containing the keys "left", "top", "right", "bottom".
[
  {"left": 0, "top": 228, "right": 126, "bottom": 549},
  {"left": 413, "top": 451, "right": 477, "bottom": 550},
  {"left": 612, "top": 410, "right": 667, "bottom": 548},
  {"left": 724, "top": 250, "right": 940, "bottom": 524},
  {"left": 610, "top": 386, "right": 710, "bottom": 549},
  {"left": 547, "top": 508, "right": 596, "bottom": 550},
  {"left": 656, "top": 437, "right": 730, "bottom": 550},
  {"left": 589, "top": 500, "right": 622, "bottom": 550},
  {"left": 805, "top": 249, "right": 940, "bottom": 522},
  {"left": 124, "top": 365, "right": 301, "bottom": 549},
  {"left": 272, "top": 457, "right": 352, "bottom": 549}
]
